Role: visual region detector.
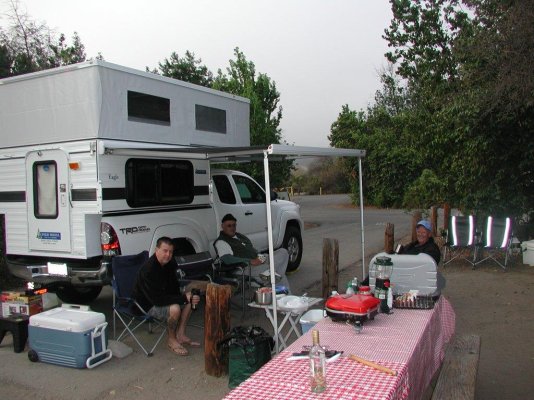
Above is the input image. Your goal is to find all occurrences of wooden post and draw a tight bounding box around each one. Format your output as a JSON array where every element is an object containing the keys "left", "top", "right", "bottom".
[
  {"left": 322, "top": 238, "right": 339, "bottom": 299},
  {"left": 443, "top": 203, "right": 451, "bottom": 233},
  {"left": 431, "top": 206, "right": 438, "bottom": 237},
  {"left": 204, "top": 283, "right": 232, "bottom": 377},
  {"left": 385, "top": 223, "right": 394, "bottom": 254},
  {"left": 412, "top": 211, "right": 422, "bottom": 242}
]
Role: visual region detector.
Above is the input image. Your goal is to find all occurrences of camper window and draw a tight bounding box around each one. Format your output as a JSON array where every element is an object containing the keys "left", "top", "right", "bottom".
[
  {"left": 127, "top": 91, "right": 170, "bottom": 125},
  {"left": 33, "top": 161, "right": 58, "bottom": 218},
  {"left": 195, "top": 104, "right": 227, "bottom": 134},
  {"left": 126, "top": 159, "right": 193, "bottom": 207}
]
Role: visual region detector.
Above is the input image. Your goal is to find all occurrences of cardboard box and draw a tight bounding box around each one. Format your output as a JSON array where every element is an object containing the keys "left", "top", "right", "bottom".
[{"left": 1, "top": 291, "right": 43, "bottom": 317}]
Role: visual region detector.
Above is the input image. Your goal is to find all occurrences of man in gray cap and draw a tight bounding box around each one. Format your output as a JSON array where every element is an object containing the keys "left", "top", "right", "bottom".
[{"left": 214, "top": 213, "right": 291, "bottom": 292}]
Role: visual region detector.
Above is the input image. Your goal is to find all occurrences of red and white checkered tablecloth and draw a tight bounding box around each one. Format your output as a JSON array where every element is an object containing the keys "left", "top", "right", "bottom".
[{"left": 223, "top": 296, "right": 455, "bottom": 400}]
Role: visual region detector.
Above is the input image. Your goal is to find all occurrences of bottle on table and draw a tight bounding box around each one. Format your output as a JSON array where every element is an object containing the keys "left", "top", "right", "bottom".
[{"left": 309, "top": 329, "right": 327, "bottom": 393}]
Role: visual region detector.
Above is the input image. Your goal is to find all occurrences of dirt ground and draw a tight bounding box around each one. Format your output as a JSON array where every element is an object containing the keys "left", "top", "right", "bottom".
[{"left": 1, "top": 253, "right": 533, "bottom": 399}]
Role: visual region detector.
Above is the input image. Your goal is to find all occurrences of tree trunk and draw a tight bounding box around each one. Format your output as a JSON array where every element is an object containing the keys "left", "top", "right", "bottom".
[
  {"left": 322, "top": 238, "right": 339, "bottom": 299},
  {"left": 204, "top": 283, "right": 231, "bottom": 377}
]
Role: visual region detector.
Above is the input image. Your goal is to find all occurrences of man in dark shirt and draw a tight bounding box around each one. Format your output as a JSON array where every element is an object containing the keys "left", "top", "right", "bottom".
[
  {"left": 132, "top": 236, "right": 200, "bottom": 356},
  {"left": 402, "top": 220, "right": 441, "bottom": 264},
  {"left": 214, "top": 213, "right": 291, "bottom": 292}
]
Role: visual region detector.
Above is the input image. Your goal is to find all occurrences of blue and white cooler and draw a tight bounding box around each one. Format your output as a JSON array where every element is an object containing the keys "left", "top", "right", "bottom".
[{"left": 28, "top": 304, "right": 112, "bottom": 369}]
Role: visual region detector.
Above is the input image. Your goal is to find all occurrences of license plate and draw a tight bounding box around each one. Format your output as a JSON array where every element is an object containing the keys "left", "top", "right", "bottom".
[{"left": 47, "top": 262, "right": 68, "bottom": 276}]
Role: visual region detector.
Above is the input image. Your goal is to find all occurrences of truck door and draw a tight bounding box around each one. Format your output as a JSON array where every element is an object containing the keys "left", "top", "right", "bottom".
[
  {"left": 26, "top": 149, "right": 71, "bottom": 252},
  {"left": 212, "top": 173, "right": 268, "bottom": 251}
]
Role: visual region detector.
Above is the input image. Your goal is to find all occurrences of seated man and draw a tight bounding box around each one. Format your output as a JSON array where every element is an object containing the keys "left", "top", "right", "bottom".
[
  {"left": 400, "top": 220, "right": 441, "bottom": 264},
  {"left": 132, "top": 236, "right": 200, "bottom": 356},
  {"left": 214, "top": 213, "right": 292, "bottom": 293}
]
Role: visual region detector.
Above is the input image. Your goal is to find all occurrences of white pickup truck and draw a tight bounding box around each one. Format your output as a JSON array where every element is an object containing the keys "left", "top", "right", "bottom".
[{"left": 5, "top": 167, "right": 303, "bottom": 304}]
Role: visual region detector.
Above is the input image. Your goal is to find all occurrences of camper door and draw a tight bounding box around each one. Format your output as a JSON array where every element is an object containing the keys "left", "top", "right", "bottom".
[{"left": 26, "top": 150, "right": 71, "bottom": 252}]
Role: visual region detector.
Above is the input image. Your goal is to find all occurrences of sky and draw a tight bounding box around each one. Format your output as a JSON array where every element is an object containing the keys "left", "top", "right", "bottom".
[{"left": 3, "top": 0, "right": 393, "bottom": 148}]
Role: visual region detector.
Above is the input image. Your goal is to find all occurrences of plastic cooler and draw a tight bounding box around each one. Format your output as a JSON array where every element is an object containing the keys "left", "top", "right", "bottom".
[
  {"left": 28, "top": 304, "right": 112, "bottom": 369},
  {"left": 299, "top": 309, "right": 326, "bottom": 334}
]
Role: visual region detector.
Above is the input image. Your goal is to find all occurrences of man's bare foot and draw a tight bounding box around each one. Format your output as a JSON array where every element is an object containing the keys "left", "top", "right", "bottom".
[{"left": 177, "top": 335, "right": 201, "bottom": 347}]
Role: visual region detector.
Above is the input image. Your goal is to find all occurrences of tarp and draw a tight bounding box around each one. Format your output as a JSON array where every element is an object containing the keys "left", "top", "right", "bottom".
[{"left": 99, "top": 141, "right": 366, "bottom": 352}]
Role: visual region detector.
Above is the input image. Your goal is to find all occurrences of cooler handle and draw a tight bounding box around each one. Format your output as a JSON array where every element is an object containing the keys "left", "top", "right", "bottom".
[
  {"left": 61, "top": 303, "right": 91, "bottom": 312},
  {"left": 86, "top": 322, "right": 113, "bottom": 369}
]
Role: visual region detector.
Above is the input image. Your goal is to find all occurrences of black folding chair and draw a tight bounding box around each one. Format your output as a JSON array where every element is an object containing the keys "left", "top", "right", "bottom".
[
  {"left": 442, "top": 215, "right": 477, "bottom": 267},
  {"left": 212, "top": 242, "right": 251, "bottom": 318},
  {"left": 111, "top": 251, "right": 167, "bottom": 356},
  {"left": 475, "top": 216, "right": 513, "bottom": 270}
]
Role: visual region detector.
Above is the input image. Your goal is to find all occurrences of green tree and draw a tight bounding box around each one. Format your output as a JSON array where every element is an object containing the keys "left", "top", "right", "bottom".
[
  {"left": 0, "top": 0, "right": 88, "bottom": 76},
  {"left": 213, "top": 48, "right": 293, "bottom": 187},
  {"left": 149, "top": 50, "right": 213, "bottom": 87}
]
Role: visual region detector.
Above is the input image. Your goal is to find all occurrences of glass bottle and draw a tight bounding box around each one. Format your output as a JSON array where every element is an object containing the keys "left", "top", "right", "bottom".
[{"left": 309, "top": 329, "right": 327, "bottom": 393}]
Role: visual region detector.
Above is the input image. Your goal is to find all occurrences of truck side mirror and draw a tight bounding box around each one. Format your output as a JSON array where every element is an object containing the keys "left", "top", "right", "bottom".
[{"left": 271, "top": 191, "right": 278, "bottom": 201}]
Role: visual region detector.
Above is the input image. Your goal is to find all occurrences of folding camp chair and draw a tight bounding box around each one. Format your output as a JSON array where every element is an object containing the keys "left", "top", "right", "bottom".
[
  {"left": 111, "top": 251, "right": 167, "bottom": 356},
  {"left": 212, "top": 243, "right": 251, "bottom": 318},
  {"left": 474, "top": 216, "right": 513, "bottom": 270},
  {"left": 442, "top": 215, "right": 477, "bottom": 267}
]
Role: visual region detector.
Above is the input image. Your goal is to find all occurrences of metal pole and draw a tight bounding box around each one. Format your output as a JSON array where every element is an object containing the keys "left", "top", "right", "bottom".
[
  {"left": 358, "top": 157, "right": 366, "bottom": 279},
  {"left": 263, "top": 151, "right": 279, "bottom": 353}
]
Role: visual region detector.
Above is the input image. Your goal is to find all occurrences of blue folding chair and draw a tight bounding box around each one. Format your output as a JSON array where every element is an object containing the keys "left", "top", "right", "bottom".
[
  {"left": 111, "top": 251, "right": 167, "bottom": 356},
  {"left": 475, "top": 217, "right": 513, "bottom": 270},
  {"left": 443, "top": 215, "right": 477, "bottom": 267}
]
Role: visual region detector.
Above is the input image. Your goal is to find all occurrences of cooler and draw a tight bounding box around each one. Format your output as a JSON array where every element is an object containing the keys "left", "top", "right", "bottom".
[{"left": 28, "top": 304, "right": 112, "bottom": 369}]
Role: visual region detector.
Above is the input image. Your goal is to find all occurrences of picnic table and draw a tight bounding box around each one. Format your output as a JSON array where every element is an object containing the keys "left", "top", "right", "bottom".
[{"left": 224, "top": 296, "right": 455, "bottom": 400}]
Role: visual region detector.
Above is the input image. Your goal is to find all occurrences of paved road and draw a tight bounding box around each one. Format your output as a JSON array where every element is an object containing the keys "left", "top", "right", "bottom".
[
  {"left": 289, "top": 194, "right": 412, "bottom": 295},
  {"left": 0, "top": 194, "right": 413, "bottom": 400}
]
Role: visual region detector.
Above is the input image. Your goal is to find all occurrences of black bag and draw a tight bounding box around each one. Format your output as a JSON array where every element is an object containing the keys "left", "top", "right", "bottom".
[{"left": 219, "top": 326, "right": 274, "bottom": 388}]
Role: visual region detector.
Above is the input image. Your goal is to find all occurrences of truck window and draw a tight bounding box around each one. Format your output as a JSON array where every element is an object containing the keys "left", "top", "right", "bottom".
[
  {"left": 33, "top": 161, "right": 58, "bottom": 219},
  {"left": 233, "top": 175, "right": 265, "bottom": 204},
  {"left": 126, "top": 159, "right": 193, "bottom": 207},
  {"left": 212, "top": 175, "right": 236, "bottom": 204}
]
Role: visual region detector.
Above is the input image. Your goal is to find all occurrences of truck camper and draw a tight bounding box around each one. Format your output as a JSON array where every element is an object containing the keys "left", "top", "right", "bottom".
[{"left": 0, "top": 60, "right": 303, "bottom": 303}]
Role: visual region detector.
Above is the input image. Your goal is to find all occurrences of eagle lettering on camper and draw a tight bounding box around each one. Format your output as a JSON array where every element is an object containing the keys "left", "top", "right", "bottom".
[{"left": 119, "top": 226, "right": 151, "bottom": 235}]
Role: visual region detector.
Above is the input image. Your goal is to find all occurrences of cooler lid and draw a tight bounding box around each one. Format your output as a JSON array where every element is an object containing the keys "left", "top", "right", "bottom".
[
  {"left": 325, "top": 294, "right": 381, "bottom": 314},
  {"left": 29, "top": 304, "right": 105, "bottom": 332}
]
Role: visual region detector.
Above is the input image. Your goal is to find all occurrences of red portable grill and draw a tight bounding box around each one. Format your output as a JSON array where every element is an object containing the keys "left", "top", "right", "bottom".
[{"left": 325, "top": 294, "right": 381, "bottom": 324}]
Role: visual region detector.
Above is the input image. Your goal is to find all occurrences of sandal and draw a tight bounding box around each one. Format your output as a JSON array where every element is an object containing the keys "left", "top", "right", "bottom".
[{"left": 168, "top": 343, "right": 189, "bottom": 356}]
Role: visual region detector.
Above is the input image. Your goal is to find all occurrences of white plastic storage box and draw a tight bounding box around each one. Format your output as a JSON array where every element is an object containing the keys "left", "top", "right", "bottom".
[
  {"left": 522, "top": 240, "right": 534, "bottom": 266},
  {"left": 28, "top": 304, "right": 112, "bottom": 368},
  {"left": 299, "top": 309, "right": 326, "bottom": 334}
]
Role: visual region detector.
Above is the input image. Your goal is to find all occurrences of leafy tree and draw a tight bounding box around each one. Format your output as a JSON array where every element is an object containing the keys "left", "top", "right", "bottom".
[
  {"left": 0, "top": 0, "right": 87, "bottom": 76},
  {"left": 149, "top": 50, "right": 213, "bottom": 87},
  {"left": 212, "top": 48, "right": 293, "bottom": 187}
]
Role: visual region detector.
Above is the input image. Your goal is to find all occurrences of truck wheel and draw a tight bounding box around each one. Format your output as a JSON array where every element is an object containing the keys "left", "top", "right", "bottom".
[
  {"left": 55, "top": 286, "right": 102, "bottom": 304},
  {"left": 283, "top": 226, "right": 303, "bottom": 273}
]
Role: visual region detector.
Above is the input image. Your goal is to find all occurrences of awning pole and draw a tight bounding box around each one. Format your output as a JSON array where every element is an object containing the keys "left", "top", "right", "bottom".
[
  {"left": 358, "top": 157, "right": 366, "bottom": 279},
  {"left": 263, "top": 151, "right": 279, "bottom": 353}
]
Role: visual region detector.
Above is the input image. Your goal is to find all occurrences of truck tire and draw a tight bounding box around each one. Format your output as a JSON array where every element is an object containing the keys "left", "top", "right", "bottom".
[
  {"left": 283, "top": 225, "right": 303, "bottom": 273},
  {"left": 55, "top": 286, "right": 103, "bottom": 304}
]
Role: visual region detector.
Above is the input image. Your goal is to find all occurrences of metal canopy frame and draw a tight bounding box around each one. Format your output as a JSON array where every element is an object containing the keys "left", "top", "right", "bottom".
[{"left": 100, "top": 141, "right": 366, "bottom": 353}]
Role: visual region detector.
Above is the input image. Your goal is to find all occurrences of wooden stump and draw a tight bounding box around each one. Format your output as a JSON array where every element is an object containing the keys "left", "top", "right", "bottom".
[
  {"left": 431, "top": 206, "right": 438, "bottom": 237},
  {"left": 322, "top": 238, "right": 339, "bottom": 299},
  {"left": 204, "top": 283, "right": 232, "bottom": 377},
  {"left": 385, "top": 223, "right": 394, "bottom": 254},
  {"left": 443, "top": 203, "right": 451, "bottom": 233}
]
